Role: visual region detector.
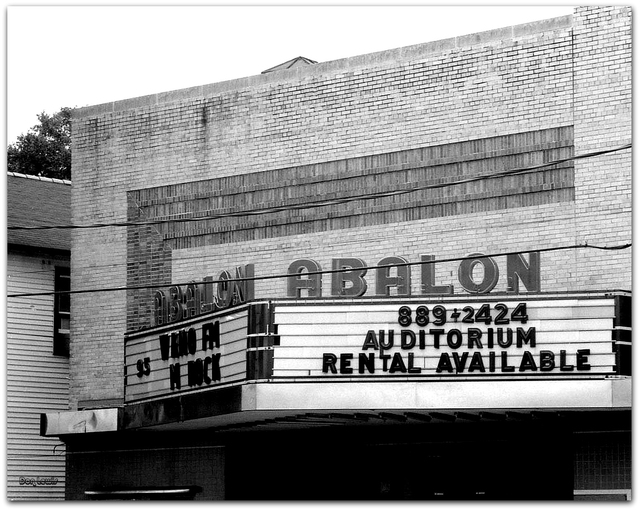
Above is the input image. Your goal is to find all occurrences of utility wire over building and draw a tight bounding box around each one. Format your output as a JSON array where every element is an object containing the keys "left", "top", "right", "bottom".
[{"left": 36, "top": 6, "right": 631, "bottom": 501}]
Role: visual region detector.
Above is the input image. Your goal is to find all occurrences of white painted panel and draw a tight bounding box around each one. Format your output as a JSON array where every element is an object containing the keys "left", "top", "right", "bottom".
[
  {"left": 124, "top": 308, "right": 249, "bottom": 402},
  {"left": 272, "top": 353, "right": 616, "bottom": 373},
  {"left": 272, "top": 343, "right": 615, "bottom": 359},
  {"left": 273, "top": 330, "right": 612, "bottom": 348},
  {"left": 251, "top": 379, "right": 629, "bottom": 411},
  {"left": 126, "top": 323, "right": 247, "bottom": 359},
  {"left": 271, "top": 296, "right": 619, "bottom": 380},
  {"left": 274, "top": 300, "right": 614, "bottom": 323},
  {"left": 275, "top": 319, "right": 613, "bottom": 336}
]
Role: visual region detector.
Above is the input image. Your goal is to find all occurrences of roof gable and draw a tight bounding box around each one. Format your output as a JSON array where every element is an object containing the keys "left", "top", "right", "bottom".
[{"left": 261, "top": 56, "right": 317, "bottom": 74}]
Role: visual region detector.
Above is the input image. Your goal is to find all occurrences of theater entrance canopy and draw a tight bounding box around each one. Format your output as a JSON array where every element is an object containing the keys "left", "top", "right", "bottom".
[{"left": 42, "top": 291, "right": 631, "bottom": 436}]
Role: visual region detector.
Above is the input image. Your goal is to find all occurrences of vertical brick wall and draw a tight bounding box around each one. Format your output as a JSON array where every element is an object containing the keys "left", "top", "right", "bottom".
[
  {"left": 572, "top": 6, "right": 632, "bottom": 289},
  {"left": 69, "top": 8, "right": 630, "bottom": 409}
]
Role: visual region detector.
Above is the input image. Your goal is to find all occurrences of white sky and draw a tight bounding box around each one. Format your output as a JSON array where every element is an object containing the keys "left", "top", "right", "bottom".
[{"left": 5, "top": 2, "right": 577, "bottom": 145}]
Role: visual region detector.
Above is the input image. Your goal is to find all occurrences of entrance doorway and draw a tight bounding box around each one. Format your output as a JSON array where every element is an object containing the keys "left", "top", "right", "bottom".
[{"left": 225, "top": 423, "right": 573, "bottom": 500}]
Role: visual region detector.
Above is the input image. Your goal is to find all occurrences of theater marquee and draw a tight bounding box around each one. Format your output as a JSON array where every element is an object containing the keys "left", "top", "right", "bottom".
[
  {"left": 124, "top": 293, "right": 627, "bottom": 404},
  {"left": 125, "top": 305, "right": 251, "bottom": 402},
  {"left": 270, "top": 295, "right": 620, "bottom": 379}
]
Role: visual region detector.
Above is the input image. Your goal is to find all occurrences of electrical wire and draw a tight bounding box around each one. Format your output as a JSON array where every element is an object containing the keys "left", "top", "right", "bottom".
[
  {"left": 4, "top": 201, "right": 623, "bottom": 278},
  {"left": 6, "top": 228, "right": 419, "bottom": 277},
  {"left": 7, "top": 143, "right": 631, "bottom": 231},
  {"left": 6, "top": 242, "right": 631, "bottom": 298},
  {"left": 6, "top": 143, "right": 631, "bottom": 295},
  {"left": 7, "top": 269, "right": 60, "bottom": 276}
]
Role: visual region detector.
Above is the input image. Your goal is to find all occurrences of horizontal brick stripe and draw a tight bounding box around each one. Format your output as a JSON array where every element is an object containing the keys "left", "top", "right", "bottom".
[{"left": 129, "top": 127, "right": 574, "bottom": 247}]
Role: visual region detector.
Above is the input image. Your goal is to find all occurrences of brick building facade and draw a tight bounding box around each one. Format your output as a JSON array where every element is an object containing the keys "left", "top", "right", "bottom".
[{"left": 45, "top": 6, "right": 630, "bottom": 500}]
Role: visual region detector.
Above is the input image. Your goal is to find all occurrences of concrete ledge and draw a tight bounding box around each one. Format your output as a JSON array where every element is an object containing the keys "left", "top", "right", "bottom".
[
  {"left": 158, "top": 85, "right": 204, "bottom": 104},
  {"left": 114, "top": 93, "right": 158, "bottom": 112},
  {"left": 456, "top": 26, "right": 514, "bottom": 48},
  {"left": 514, "top": 14, "right": 573, "bottom": 37}
]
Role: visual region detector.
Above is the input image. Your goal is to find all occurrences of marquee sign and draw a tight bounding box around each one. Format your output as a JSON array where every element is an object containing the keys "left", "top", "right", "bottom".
[
  {"left": 270, "top": 295, "right": 620, "bottom": 379},
  {"left": 125, "top": 305, "right": 252, "bottom": 403},
  {"left": 125, "top": 293, "right": 626, "bottom": 403}
]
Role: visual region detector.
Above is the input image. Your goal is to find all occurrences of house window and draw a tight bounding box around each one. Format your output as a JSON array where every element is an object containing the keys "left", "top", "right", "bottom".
[{"left": 54, "top": 266, "right": 70, "bottom": 357}]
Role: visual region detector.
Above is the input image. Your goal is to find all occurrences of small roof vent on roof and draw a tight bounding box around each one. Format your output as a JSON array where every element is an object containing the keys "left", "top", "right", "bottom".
[{"left": 261, "top": 56, "right": 318, "bottom": 74}]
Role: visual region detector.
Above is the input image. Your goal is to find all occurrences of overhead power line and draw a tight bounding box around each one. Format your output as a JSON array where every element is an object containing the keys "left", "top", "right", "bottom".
[
  {"left": 6, "top": 242, "right": 631, "bottom": 298},
  {"left": 8, "top": 143, "right": 631, "bottom": 231}
]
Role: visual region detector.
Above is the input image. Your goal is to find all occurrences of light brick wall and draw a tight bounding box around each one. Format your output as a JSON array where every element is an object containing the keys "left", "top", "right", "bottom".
[
  {"left": 172, "top": 201, "right": 580, "bottom": 301},
  {"left": 127, "top": 126, "right": 574, "bottom": 330},
  {"left": 69, "top": 8, "right": 631, "bottom": 409},
  {"left": 572, "top": 6, "right": 632, "bottom": 289}
]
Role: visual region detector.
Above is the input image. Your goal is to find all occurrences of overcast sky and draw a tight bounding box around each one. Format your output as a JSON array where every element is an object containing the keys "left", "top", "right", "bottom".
[{"left": 5, "top": 2, "right": 577, "bottom": 145}]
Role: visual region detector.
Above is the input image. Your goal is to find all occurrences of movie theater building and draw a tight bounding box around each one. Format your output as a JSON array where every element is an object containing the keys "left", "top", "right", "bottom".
[{"left": 42, "top": 6, "right": 631, "bottom": 500}]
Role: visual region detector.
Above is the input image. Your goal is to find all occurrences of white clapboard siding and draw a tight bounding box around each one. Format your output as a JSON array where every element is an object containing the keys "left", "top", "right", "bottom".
[{"left": 7, "top": 253, "right": 69, "bottom": 501}]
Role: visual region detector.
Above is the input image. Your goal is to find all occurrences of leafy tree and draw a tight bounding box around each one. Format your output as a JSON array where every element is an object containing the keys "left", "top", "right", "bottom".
[{"left": 8, "top": 107, "right": 72, "bottom": 180}]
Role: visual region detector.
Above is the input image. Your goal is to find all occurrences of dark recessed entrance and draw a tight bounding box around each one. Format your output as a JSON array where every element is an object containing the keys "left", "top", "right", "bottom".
[{"left": 225, "top": 422, "right": 573, "bottom": 500}]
